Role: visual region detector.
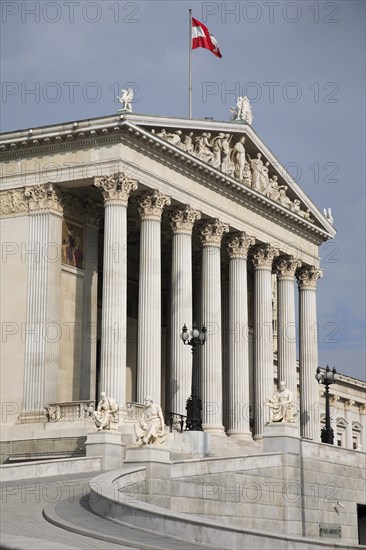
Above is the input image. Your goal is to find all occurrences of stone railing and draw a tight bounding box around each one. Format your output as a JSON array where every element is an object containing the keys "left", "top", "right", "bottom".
[
  {"left": 119, "top": 401, "right": 145, "bottom": 422},
  {"left": 44, "top": 400, "right": 95, "bottom": 422}
]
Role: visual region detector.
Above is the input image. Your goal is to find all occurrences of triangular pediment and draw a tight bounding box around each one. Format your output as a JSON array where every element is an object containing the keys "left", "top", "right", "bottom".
[{"left": 121, "top": 113, "right": 335, "bottom": 240}]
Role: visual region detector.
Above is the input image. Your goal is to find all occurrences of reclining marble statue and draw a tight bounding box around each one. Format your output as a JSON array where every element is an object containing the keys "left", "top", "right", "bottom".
[
  {"left": 265, "top": 381, "right": 298, "bottom": 423},
  {"left": 93, "top": 392, "right": 119, "bottom": 431},
  {"left": 134, "top": 396, "right": 166, "bottom": 445}
]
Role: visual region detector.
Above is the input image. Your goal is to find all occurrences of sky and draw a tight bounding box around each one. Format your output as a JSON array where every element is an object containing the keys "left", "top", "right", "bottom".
[{"left": 1, "top": 0, "right": 365, "bottom": 381}]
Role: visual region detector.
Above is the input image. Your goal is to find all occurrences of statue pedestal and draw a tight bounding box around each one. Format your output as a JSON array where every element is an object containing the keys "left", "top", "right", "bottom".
[
  {"left": 85, "top": 430, "right": 123, "bottom": 470},
  {"left": 263, "top": 422, "right": 300, "bottom": 454},
  {"left": 124, "top": 444, "right": 171, "bottom": 465},
  {"left": 124, "top": 445, "right": 171, "bottom": 508}
]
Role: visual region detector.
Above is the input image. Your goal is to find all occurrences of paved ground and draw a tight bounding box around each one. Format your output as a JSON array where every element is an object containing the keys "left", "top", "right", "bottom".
[{"left": 0, "top": 472, "right": 215, "bottom": 550}]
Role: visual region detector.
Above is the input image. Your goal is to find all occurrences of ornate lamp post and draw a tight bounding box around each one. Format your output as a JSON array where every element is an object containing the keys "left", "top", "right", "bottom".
[
  {"left": 316, "top": 365, "right": 338, "bottom": 444},
  {"left": 181, "top": 322, "right": 207, "bottom": 431}
]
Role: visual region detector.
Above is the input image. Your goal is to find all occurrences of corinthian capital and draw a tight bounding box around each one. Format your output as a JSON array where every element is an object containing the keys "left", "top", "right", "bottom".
[
  {"left": 226, "top": 232, "right": 255, "bottom": 259},
  {"left": 137, "top": 189, "right": 171, "bottom": 220},
  {"left": 296, "top": 265, "right": 323, "bottom": 289},
  {"left": 274, "top": 255, "right": 302, "bottom": 280},
  {"left": 250, "top": 243, "right": 279, "bottom": 269},
  {"left": 24, "top": 184, "right": 63, "bottom": 215},
  {"left": 198, "top": 219, "right": 229, "bottom": 247},
  {"left": 94, "top": 173, "right": 138, "bottom": 205},
  {"left": 168, "top": 205, "right": 201, "bottom": 234}
]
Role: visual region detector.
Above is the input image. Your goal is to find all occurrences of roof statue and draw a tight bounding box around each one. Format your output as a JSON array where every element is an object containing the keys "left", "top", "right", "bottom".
[
  {"left": 117, "top": 87, "right": 134, "bottom": 113},
  {"left": 323, "top": 207, "right": 334, "bottom": 225},
  {"left": 230, "top": 96, "right": 253, "bottom": 125}
]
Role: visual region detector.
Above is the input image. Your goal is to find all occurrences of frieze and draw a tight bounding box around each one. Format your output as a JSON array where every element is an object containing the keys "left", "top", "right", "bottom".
[
  {"left": 151, "top": 128, "right": 313, "bottom": 222},
  {"left": 0, "top": 189, "right": 28, "bottom": 216},
  {"left": 24, "top": 184, "right": 63, "bottom": 214},
  {"left": 0, "top": 185, "right": 63, "bottom": 216}
]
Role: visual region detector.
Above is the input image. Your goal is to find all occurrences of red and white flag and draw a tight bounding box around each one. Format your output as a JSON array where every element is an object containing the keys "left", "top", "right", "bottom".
[{"left": 192, "top": 17, "right": 222, "bottom": 58}]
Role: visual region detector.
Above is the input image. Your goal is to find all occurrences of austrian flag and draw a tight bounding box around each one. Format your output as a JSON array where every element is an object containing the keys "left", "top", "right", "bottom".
[{"left": 192, "top": 17, "right": 222, "bottom": 58}]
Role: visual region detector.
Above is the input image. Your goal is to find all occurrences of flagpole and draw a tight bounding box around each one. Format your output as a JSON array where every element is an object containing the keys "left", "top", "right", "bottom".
[{"left": 189, "top": 9, "right": 192, "bottom": 118}]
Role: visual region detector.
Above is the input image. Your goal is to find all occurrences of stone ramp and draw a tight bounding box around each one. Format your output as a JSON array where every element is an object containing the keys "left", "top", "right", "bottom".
[{"left": 44, "top": 492, "right": 219, "bottom": 550}]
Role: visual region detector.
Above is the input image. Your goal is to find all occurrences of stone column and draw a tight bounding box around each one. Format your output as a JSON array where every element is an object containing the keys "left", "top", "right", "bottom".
[
  {"left": 94, "top": 173, "right": 138, "bottom": 407},
  {"left": 80, "top": 200, "right": 102, "bottom": 400},
  {"left": 250, "top": 243, "right": 279, "bottom": 439},
  {"left": 330, "top": 395, "right": 340, "bottom": 442},
  {"left": 344, "top": 400, "right": 355, "bottom": 449},
  {"left": 168, "top": 206, "right": 201, "bottom": 416},
  {"left": 226, "top": 232, "right": 255, "bottom": 439},
  {"left": 359, "top": 405, "right": 366, "bottom": 452},
  {"left": 221, "top": 263, "right": 229, "bottom": 431},
  {"left": 137, "top": 190, "right": 171, "bottom": 404},
  {"left": 192, "top": 250, "right": 202, "bottom": 400},
  {"left": 199, "top": 219, "right": 229, "bottom": 433},
  {"left": 296, "top": 266, "right": 323, "bottom": 441},
  {"left": 274, "top": 255, "right": 301, "bottom": 409},
  {"left": 21, "top": 184, "right": 63, "bottom": 419}
]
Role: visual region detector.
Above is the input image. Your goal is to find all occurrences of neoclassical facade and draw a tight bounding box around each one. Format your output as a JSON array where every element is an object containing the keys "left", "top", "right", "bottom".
[{"left": 0, "top": 113, "right": 364, "bottom": 449}]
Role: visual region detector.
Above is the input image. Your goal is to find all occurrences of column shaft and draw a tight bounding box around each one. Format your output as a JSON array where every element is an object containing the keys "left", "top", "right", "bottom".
[
  {"left": 100, "top": 204, "right": 127, "bottom": 405},
  {"left": 136, "top": 190, "right": 171, "bottom": 404},
  {"left": 137, "top": 219, "right": 162, "bottom": 402},
  {"left": 94, "top": 173, "right": 138, "bottom": 407},
  {"left": 251, "top": 244, "right": 278, "bottom": 438},
  {"left": 24, "top": 211, "right": 62, "bottom": 410},
  {"left": 297, "top": 266, "right": 322, "bottom": 441},
  {"left": 275, "top": 256, "right": 301, "bottom": 410},
  {"left": 344, "top": 402, "right": 354, "bottom": 449},
  {"left": 169, "top": 206, "right": 200, "bottom": 416},
  {"left": 21, "top": 184, "right": 63, "bottom": 416},
  {"left": 227, "top": 233, "right": 254, "bottom": 439},
  {"left": 200, "top": 219, "right": 229, "bottom": 433},
  {"left": 80, "top": 223, "right": 99, "bottom": 400}
]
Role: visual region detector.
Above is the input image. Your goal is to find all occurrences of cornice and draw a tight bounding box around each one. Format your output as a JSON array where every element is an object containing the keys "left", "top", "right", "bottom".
[{"left": 0, "top": 114, "right": 335, "bottom": 242}]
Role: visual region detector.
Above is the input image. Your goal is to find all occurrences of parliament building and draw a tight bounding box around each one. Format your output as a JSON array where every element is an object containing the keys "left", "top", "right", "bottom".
[{"left": 0, "top": 112, "right": 365, "bottom": 547}]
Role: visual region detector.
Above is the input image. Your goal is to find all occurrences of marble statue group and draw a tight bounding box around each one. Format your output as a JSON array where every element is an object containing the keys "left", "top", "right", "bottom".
[{"left": 153, "top": 128, "right": 312, "bottom": 221}]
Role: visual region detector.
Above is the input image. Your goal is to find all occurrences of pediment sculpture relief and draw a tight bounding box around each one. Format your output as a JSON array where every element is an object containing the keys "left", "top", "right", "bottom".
[{"left": 151, "top": 129, "right": 313, "bottom": 222}]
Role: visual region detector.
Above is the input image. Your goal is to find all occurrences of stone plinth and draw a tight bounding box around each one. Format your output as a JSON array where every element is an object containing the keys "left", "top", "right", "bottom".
[
  {"left": 85, "top": 430, "right": 123, "bottom": 470},
  {"left": 263, "top": 422, "right": 300, "bottom": 454},
  {"left": 124, "top": 445, "right": 171, "bottom": 508},
  {"left": 124, "top": 445, "right": 171, "bottom": 464}
]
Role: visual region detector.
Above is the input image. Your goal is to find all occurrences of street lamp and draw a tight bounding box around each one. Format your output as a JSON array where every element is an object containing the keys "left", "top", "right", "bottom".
[
  {"left": 181, "top": 322, "right": 207, "bottom": 431},
  {"left": 316, "top": 365, "right": 338, "bottom": 444}
]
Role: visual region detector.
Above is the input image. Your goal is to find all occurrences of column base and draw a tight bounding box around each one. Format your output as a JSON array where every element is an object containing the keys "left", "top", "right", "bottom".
[
  {"left": 202, "top": 424, "right": 226, "bottom": 435},
  {"left": 86, "top": 430, "right": 124, "bottom": 470},
  {"left": 16, "top": 410, "right": 47, "bottom": 424},
  {"left": 227, "top": 430, "right": 253, "bottom": 441}
]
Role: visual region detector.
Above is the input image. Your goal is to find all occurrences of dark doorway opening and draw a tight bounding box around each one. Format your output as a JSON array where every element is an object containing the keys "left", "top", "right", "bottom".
[{"left": 358, "top": 504, "right": 366, "bottom": 545}]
